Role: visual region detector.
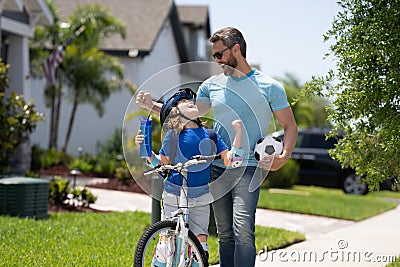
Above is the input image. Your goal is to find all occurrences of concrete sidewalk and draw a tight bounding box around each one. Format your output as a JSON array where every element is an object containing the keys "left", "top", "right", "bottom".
[
  {"left": 86, "top": 187, "right": 399, "bottom": 267},
  {"left": 255, "top": 205, "right": 400, "bottom": 267},
  {"left": 89, "top": 188, "right": 152, "bottom": 213}
]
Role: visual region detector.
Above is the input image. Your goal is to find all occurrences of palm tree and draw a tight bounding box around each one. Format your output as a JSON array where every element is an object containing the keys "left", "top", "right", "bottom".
[
  {"left": 58, "top": 3, "right": 127, "bottom": 152},
  {"left": 61, "top": 47, "right": 124, "bottom": 152},
  {"left": 31, "top": 1, "right": 127, "bottom": 152}
]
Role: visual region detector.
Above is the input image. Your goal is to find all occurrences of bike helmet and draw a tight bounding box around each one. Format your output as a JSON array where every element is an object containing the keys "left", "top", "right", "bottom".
[{"left": 160, "top": 88, "right": 196, "bottom": 125}]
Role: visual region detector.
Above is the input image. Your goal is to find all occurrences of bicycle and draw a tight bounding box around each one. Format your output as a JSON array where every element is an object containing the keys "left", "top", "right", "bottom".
[{"left": 134, "top": 155, "right": 218, "bottom": 267}]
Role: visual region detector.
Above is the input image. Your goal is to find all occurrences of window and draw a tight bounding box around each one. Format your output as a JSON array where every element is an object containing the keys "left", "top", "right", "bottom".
[{"left": 308, "top": 134, "right": 337, "bottom": 149}]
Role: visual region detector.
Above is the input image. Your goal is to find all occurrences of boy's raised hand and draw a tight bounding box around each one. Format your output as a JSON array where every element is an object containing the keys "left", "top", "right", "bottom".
[{"left": 231, "top": 119, "right": 243, "bottom": 133}]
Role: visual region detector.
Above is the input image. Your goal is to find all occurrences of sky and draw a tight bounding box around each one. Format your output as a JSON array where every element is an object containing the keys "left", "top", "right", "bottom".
[{"left": 174, "top": 0, "right": 341, "bottom": 84}]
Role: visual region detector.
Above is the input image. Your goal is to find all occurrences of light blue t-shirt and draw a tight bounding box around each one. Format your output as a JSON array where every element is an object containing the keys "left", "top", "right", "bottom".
[{"left": 197, "top": 68, "right": 289, "bottom": 167}]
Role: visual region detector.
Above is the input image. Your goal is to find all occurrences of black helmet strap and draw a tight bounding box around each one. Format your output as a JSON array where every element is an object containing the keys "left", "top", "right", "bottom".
[{"left": 176, "top": 106, "right": 202, "bottom": 127}]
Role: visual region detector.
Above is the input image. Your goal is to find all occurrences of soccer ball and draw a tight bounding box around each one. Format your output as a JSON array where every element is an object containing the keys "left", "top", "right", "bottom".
[{"left": 254, "top": 136, "right": 283, "bottom": 161}]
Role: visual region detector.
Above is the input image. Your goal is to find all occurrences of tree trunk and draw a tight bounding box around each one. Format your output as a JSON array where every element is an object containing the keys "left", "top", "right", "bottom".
[
  {"left": 53, "top": 85, "right": 62, "bottom": 149},
  {"left": 48, "top": 85, "right": 56, "bottom": 150},
  {"left": 62, "top": 94, "right": 78, "bottom": 153}
]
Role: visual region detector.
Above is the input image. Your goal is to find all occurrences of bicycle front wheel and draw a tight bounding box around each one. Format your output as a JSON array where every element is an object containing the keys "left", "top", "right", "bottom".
[{"left": 134, "top": 220, "right": 208, "bottom": 267}]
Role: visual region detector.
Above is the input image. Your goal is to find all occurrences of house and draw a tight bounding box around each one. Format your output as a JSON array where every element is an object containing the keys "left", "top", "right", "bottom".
[
  {"left": 1, "top": 0, "right": 53, "bottom": 174},
  {"left": 29, "top": 0, "right": 212, "bottom": 158}
]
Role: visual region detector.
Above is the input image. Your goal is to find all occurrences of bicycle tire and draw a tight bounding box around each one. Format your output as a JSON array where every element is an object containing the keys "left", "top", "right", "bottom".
[{"left": 134, "top": 220, "right": 208, "bottom": 267}]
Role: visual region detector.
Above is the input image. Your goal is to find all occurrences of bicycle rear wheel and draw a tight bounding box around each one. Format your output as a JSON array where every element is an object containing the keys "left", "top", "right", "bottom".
[{"left": 134, "top": 220, "right": 208, "bottom": 267}]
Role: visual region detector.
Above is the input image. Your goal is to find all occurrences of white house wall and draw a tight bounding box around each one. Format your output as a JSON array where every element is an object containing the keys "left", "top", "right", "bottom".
[{"left": 30, "top": 19, "right": 182, "bottom": 156}]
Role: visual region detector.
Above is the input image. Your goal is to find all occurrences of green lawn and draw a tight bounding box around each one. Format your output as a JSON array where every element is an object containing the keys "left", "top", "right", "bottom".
[
  {"left": 369, "top": 190, "right": 400, "bottom": 200},
  {"left": 2, "top": 186, "right": 397, "bottom": 266},
  {"left": 258, "top": 185, "right": 398, "bottom": 221},
  {"left": 0, "top": 211, "right": 304, "bottom": 266},
  {"left": 386, "top": 256, "right": 400, "bottom": 267}
]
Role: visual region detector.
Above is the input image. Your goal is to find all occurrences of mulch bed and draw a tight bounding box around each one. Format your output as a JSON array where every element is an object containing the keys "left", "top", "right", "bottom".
[
  {"left": 48, "top": 202, "right": 108, "bottom": 213},
  {"left": 88, "top": 178, "right": 147, "bottom": 194},
  {"left": 37, "top": 164, "right": 108, "bottom": 178},
  {"left": 38, "top": 164, "right": 146, "bottom": 194}
]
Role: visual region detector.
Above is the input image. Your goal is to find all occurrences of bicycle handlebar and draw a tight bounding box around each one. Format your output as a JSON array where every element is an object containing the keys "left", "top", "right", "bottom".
[
  {"left": 143, "top": 154, "right": 220, "bottom": 176},
  {"left": 190, "top": 154, "right": 221, "bottom": 161}
]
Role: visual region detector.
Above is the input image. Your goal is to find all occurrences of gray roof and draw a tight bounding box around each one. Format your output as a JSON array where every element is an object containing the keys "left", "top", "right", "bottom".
[
  {"left": 52, "top": 0, "right": 210, "bottom": 60},
  {"left": 177, "top": 5, "right": 210, "bottom": 35},
  {"left": 53, "top": 0, "right": 174, "bottom": 52}
]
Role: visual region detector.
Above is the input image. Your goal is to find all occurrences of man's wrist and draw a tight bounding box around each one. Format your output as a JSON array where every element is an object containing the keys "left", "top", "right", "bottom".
[
  {"left": 230, "top": 146, "right": 244, "bottom": 157},
  {"left": 146, "top": 155, "right": 160, "bottom": 168}
]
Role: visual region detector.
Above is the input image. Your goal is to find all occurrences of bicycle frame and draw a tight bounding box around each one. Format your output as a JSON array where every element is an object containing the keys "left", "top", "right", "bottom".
[
  {"left": 142, "top": 157, "right": 212, "bottom": 267},
  {"left": 168, "top": 182, "right": 189, "bottom": 267}
]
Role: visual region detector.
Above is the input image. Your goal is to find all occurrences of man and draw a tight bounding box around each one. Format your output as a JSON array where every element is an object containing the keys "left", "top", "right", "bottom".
[
  {"left": 196, "top": 27, "right": 297, "bottom": 267},
  {"left": 136, "top": 27, "right": 297, "bottom": 266}
]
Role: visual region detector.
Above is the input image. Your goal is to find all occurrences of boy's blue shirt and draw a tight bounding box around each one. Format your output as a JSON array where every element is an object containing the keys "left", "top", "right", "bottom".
[{"left": 160, "top": 127, "right": 227, "bottom": 187}]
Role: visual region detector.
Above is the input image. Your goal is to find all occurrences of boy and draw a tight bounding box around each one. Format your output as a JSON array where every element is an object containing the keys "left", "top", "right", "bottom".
[{"left": 135, "top": 88, "right": 243, "bottom": 265}]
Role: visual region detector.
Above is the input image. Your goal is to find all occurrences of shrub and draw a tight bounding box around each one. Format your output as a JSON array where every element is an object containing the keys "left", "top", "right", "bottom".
[
  {"left": 39, "top": 148, "right": 72, "bottom": 169},
  {"left": 92, "top": 127, "right": 124, "bottom": 177},
  {"left": 49, "top": 176, "right": 97, "bottom": 207},
  {"left": 93, "top": 155, "right": 117, "bottom": 176},
  {"left": 0, "top": 60, "right": 43, "bottom": 174},
  {"left": 262, "top": 159, "right": 299, "bottom": 189},
  {"left": 71, "top": 188, "right": 98, "bottom": 207},
  {"left": 24, "top": 170, "right": 40, "bottom": 178},
  {"left": 68, "top": 158, "right": 94, "bottom": 173},
  {"left": 80, "top": 188, "right": 97, "bottom": 206},
  {"left": 49, "top": 176, "right": 71, "bottom": 206},
  {"left": 99, "top": 127, "right": 124, "bottom": 156},
  {"left": 115, "top": 160, "right": 131, "bottom": 184}
]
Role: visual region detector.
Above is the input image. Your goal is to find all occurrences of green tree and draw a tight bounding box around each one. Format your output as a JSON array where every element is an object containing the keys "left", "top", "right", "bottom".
[
  {"left": 301, "top": 0, "right": 400, "bottom": 190},
  {"left": 60, "top": 46, "right": 124, "bottom": 152},
  {"left": 278, "top": 73, "right": 331, "bottom": 128},
  {"left": 0, "top": 60, "right": 43, "bottom": 174},
  {"left": 61, "top": 3, "right": 127, "bottom": 153}
]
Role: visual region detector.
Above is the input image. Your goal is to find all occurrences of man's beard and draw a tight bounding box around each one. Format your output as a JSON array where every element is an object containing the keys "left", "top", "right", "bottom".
[{"left": 222, "top": 55, "right": 238, "bottom": 76}]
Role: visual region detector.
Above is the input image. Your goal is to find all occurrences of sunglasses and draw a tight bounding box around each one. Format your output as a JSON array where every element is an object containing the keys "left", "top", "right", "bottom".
[{"left": 212, "top": 44, "right": 235, "bottom": 60}]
